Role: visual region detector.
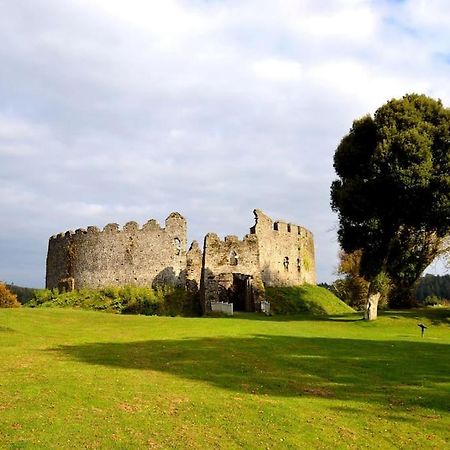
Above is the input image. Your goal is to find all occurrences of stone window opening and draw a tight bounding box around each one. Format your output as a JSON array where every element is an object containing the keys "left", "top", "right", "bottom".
[
  {"left": 229, "top": 250, "right": 239, "bottom": 266},
  {"left": 297, "top": 257, "right": 301, "bottom": 272},
  {"left": 174, "top": 237, "right": 181, "bottom": 255},
  {"left": 287, "top": 224, "right": 291, "bottom": 232},
  {"left": 273, "top": 222, "right": 279, "bottom": 231},
  {"left": 283, "top": 256, "right": 289, "bottom": 271}
]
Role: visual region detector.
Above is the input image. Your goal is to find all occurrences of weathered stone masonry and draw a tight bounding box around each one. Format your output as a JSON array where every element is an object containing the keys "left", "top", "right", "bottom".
[
  {"left": 46, "top": 209, "right": 316, "bottom": 312},
  {"left": 46, "top": 212, "right": 191, "bottom": 291}
]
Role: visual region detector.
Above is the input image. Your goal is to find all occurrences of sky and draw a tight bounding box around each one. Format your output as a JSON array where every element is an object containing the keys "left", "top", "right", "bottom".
[{"left": 1, "top": 0, "right": 449, "bottom": 288}]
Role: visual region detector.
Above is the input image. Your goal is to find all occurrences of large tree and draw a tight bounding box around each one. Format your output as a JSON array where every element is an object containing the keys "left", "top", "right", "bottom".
[{"left": 331, "top": 94, "right": 450, "bottom": 319}]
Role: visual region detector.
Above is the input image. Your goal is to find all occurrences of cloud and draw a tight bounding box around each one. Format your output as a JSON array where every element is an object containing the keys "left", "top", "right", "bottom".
[
  {"left": 299, "top": 3, "right": 378, "bottom": 40},
  {"left": 252, "top": 58, "right": 303, "bottom": 82},
  {"left": 0, "top": 0, "right": 449, "bottom": 287}
]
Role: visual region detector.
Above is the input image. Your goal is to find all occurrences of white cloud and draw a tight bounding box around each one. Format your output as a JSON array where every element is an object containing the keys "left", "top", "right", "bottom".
[
  {"left": 306, "top": 59, "right": 431, "bottom": 110},
  {"left": 400, "top": 0, "right": 450, "bottom": 29},
  {"left": 83, "top": 0, "right": 213, "bottom": 38},
  {"left": 253, "top": 58, "right": 303, "bottom": 82},
  {"left": 300, "top": 4, "right": 378, "bottom": 40},
  {"left": 0, "top": 0, "right": 449, "bottom": 286},
  {"left": 0, "top": 114, "right": 50, "bottom": 141}
]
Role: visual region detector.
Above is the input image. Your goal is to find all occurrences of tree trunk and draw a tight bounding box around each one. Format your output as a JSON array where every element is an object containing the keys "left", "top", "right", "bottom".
[{"left": 364, "top": 291, "right": 380, "bottom": 321}]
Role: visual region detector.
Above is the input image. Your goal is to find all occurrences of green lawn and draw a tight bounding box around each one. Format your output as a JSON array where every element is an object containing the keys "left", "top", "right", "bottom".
[{"left": 0, "top": 308, "right": 449, "bottom": 449}]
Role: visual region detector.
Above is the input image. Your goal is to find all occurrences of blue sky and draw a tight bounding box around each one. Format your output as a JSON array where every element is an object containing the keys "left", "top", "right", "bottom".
[{"left": 1, "top": 0, "right": 449, "bottom": 287}]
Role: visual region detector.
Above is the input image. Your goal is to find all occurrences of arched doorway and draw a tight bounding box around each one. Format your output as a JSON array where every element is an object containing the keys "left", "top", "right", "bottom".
[{"left": 230, "top": 273, "right": 254, "bottom": 312}]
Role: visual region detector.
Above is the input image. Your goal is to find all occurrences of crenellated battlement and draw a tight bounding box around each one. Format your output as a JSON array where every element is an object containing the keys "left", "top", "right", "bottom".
[
  {"left": 46, "top": 212, "right": 188, "bottom": 291},
  {"left": 253, "top": 209, "right": 311, "bottom": 237},
  {"left": 49, "top": 212, "right": 186, "bottom": 244},
  {"left": 205, "top": 232, "right": 258, "bottom": 246},
  {"left": 249, "top": 209, "right": 316, "bottom": 287}
]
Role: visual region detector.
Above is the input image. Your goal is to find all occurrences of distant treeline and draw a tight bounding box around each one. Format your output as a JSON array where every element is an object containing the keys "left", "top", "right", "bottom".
[
  {"left": 415, "top": 274, "right": 450, "bottom": 302},
  {"left": 320, "top": 273, "right": 450, "bottom": 305},
  {"left": 5, "top": 284, "right": 37, "bottom": 304}
]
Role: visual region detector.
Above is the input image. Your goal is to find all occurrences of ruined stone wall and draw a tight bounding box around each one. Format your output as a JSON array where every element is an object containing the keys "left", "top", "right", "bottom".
[
  {"left": 46, "top": 212, "right": 193, "bottom": 290},
  {"left": 185, "top": 240, "right": 203, "bottom": 292},
  {"left": 46, "top": 209, "right": 316, "bottom": 308},
  {"left": 251, "top": 209, "right": 316, "bottom": 286},
  {"left": 200, "top": 233, "right": 261, "bottom": 311}
]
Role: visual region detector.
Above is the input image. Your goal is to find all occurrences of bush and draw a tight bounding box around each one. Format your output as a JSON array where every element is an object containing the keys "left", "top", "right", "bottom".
[
  {"left": 422, "top": 295, "right": 442, "bottom": 307},
  {"left": 30, "top": 289, "right": 55, "bottom": 306},
  {"left": 120, "top": 286, "right": 164, "bottom": 315},
  {"left": 160, "top": 288, "right": 202, "bottom": 317},
  {"left": 27, "top": 285, "right": 201, "bottom": 317},
  {"left": 0, "top": 283, "right": 21, "bottom": 308},
  {"left": 331, "top": 251, "right": 389, "bottom": 311}
]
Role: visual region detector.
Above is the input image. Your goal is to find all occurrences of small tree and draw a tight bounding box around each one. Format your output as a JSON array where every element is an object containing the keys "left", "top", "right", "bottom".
[
  {"left": 0, "top": 283, "right": 21, "bottom": 308},
  {"left": 331, "top": 94, "right": 450, "bottom": 319},
  {"left": 332, "top": 250, "right": 370, "bottom": 310}
]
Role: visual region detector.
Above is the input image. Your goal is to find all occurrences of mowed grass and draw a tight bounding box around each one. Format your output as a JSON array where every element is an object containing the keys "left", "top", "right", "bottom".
[
  {"left": 266, "top": 284, "right": 355, "bottom": 315},
  {"left": 0, "top": 308, "right": 449, "bottom": 449}
]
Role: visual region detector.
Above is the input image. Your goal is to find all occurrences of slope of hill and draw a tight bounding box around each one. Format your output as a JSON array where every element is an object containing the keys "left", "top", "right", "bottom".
[{"left": 265, "top": 284, "right": 355, "bottom": 315}]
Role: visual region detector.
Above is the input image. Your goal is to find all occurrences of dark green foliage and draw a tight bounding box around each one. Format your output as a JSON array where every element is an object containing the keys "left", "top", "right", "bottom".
[
  {"left": 265, "top": 285, "right": 354, "bottom": 316},
  {"left": 161, "top": 288, "right": 202, "bottom": 317},
  {"left": 27, "top": 285, "right": 201, "bottom": 317},
  {"left": 5, "top": 284, "right": 36, "bottom": 304},
  {"left": 331, "top": 94, "right": 450, "bottom": 308},
  {"left": 415, "top": 274, "right": 450, "bottom": 304},
  {"left": 422, "top": 295, "right": 441, "bottom": 306},
  {"left": 108, "top": 286, "right": 164, "bottom": 315}
]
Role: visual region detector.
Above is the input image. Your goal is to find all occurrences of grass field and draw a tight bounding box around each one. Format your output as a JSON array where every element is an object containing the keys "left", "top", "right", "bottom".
[{"left": 0, "top": 308, "right": 449, "bottom": 449}]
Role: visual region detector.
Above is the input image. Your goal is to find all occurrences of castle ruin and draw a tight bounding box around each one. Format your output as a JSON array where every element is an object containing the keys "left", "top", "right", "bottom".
[{"left": 46, "top": 209, "right": 316, "bottom": 312}]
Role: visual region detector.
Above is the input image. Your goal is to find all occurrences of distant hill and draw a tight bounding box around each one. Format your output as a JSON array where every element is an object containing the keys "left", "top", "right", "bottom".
[{"left": 265, "top": 284, "right": 355, "bottom": 316}]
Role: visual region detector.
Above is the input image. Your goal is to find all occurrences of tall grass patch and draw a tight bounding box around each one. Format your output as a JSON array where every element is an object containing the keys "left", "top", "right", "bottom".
[{"left": 28, "top": 285, "right": 201, "bottom": 316}]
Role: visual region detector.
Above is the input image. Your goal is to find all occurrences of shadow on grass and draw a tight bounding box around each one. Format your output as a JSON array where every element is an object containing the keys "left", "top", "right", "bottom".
[
  {"left": 228, "top": 312, "right": 325, "bottom": 322},
  {"left": 382, "top": 308, "right": 450, "bottom": 326},
  {"left": 226, "top": 312, "right": 363, "bottom": 322},
  {"left": 232, "top": 308, "right": 450, "bottom": 324},
  {"left": 51, "top": 335, "right": 450, "bottom": 411}
]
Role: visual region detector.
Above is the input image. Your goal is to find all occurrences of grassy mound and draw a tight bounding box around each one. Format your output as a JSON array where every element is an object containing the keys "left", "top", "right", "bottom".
[{"left": 265, "top": 284, "right": 355, "bottom": 315}]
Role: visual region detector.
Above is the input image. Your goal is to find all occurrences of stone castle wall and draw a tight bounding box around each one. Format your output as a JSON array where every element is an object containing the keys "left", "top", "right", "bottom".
[
  {"left": 200, "top": 233, "right": 261, "bottom": 311},
  {"left": 251, "top": 209, "right": 316, "bottom": 286},
  {"left": 185, "top": 240, "right": 203, "bottom": 292},
  {"left": 46, "top": 209, "right": 316, "bottom": 312},
  {"left": 46, "top": 212, "right": 191, "bottom": 291}
]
